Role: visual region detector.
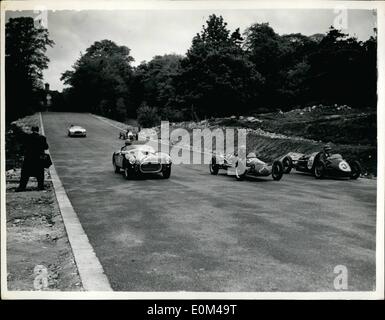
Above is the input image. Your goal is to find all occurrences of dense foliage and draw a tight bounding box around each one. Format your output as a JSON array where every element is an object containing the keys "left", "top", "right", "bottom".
[
  {"left": 5, "top": 17, "right": 53, "bottom": 122},
  {"left": 60, "top": 40, "right": 134, "bottom": 119}
]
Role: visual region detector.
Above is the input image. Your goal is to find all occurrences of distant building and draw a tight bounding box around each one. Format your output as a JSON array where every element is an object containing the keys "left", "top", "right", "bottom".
[
  {"left": 44, "top": 83, "right": 52, "bottom": 108},
  {"left": 38, "top": 83, "right": 63, "bottom": 111}
]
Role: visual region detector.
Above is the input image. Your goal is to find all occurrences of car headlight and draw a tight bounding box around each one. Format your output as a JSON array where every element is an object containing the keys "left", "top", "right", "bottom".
[{"left": 125, "top": 154, "right": 136, "bottom": 164}]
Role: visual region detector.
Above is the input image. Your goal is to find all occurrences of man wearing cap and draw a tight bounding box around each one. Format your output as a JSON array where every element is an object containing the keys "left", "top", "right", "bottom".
[{"left": 16, "top": 126, "right": 49, "bottom": 191}]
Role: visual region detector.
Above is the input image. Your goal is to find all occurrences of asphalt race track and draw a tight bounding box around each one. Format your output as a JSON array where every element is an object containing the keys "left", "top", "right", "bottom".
[{"left": 42, "top": 112, "right": 376, "bottom": 291}]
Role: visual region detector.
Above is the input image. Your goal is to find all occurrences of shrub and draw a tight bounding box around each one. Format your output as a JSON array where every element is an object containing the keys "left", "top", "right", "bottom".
[
  {"left": 137, "top": 103, "right": 160, "bottom": 128},
  {"left": 160, "top": 106, "right": 185, "bottom": 122}
]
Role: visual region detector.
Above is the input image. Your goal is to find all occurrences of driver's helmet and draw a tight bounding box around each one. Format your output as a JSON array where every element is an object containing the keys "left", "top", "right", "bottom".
[
  {"left": 124, "top": 140, "right": 132, "bottom": 146},
  {"left": 247, "top": 152, "right": 256, "bottom": 158},
  {"left": 323, "top": 144, "right": 332, "bottom": 153}
]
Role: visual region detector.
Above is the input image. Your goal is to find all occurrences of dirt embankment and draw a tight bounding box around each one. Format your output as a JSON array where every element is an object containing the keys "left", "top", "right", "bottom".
[
  {"left": 5, "top": 113, "right": 83, "bottom": 291},
  {"left": 168, "top": 105, "right": 376, "bottom": 177}
]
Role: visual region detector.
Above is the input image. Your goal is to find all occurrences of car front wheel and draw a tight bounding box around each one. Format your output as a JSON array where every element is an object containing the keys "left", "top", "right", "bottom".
[
  {"left": 209, "top": 157, "right": 219, "bottom": 175},
  {"left": 272, "top": 161, "right": 284, "bottom": 181},
  {"left": 282, "top": 156, "right": 292, "bottom": 174},
  {"left": 350, "top": 160, "right": 361, "bottom": 179},
  {"left": 124, "top": 167, "right": 133, "bottom": 180},
  {"left": 235, "top": 161, "right": 245, "bottom": 181},
  {"left": 314, "top": 161, "right": 326, "bottom": 179},
  {"left": 162, "top": 166, "right": 171, "bottom": 179}
]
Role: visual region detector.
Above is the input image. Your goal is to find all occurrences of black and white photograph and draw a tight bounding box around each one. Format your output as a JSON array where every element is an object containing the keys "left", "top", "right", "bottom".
[{"left": 1, "top": 0, "right": 384, "bottom": 301}]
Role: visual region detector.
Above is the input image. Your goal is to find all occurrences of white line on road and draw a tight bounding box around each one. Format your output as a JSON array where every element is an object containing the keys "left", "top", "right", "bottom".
[{"left": 40, "top": 112, "right": 112, "bottom": 291}]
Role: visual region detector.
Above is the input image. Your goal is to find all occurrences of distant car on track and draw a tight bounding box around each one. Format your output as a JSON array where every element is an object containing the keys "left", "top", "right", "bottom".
[
  {"left": 112, "top": 141, "right": 172, "bottom": 179},
  {"left": 210, "top": 152, "right": 284, "bottom": 181},
  {"left": 138, "top": 128, "right": 158, "bottom": 142},
  {"left": 68, "top": 125, "right": 87, "bottom": 137},
  {"left": 119, "top": 126, "right": 138, "bottom": 141},
  {"left": 280, "top": 151, "right": 361, "bottom": 179}
]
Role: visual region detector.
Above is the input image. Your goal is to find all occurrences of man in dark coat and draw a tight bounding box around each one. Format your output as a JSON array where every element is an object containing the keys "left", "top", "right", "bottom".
[{"left": 16, "top": 126, "right": 49, "bottom": 191}]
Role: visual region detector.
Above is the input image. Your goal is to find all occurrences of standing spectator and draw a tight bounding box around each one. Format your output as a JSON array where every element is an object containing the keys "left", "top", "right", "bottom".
[{"left": 16, "top": 126, "right": 49, "bottom": 191}]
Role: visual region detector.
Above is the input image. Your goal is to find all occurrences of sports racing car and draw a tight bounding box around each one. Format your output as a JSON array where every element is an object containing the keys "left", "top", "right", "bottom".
[
  {"left": 280, "top": 151, "right": 361, "bottom": 179},
  {"left": 210, "top": 152, "right": 284, "bottom": 181},
  {"left": 112, "top": 141, "right": 172, "bottom": 179},
  {"left": 68, "top": 125, "right": 87, "bottom": 137}
]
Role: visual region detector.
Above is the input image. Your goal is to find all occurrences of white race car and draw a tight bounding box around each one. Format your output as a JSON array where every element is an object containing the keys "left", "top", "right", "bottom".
[
  {"left": 210, "top": 152, "right": 284, "bottom": 181},
  {"left": 68, "top": 125, "right": 87, "bottom": 137}
]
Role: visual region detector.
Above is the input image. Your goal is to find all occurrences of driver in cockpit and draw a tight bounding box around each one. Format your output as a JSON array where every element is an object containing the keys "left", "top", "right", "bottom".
[{"left": 320, "top": 144, "right": 332, "bottom": 162}]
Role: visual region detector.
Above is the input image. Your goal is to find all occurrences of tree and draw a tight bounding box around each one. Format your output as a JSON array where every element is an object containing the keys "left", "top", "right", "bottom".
[
  {"left": 132, "top": 54, "right": 183, "bottom": 115},
  {"left": 60, "top": 40, "right": 134, "bottom": 119},
  {"left": 177, "top": 14, "right": 262, "bottom": 118},
  {"left": 5, "top": 17, "right": 54, "bottom": 122},
  {"left": 306, "top": 26, "right": 376, "bottom": 108},
  {"left": 243, "top": 23, "right": 306, "bottom": 109}
]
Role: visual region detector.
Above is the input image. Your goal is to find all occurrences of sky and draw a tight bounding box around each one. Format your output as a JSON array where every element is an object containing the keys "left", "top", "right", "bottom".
[{"left": 5, "top": 8, "right": 377, "bottom": 91}]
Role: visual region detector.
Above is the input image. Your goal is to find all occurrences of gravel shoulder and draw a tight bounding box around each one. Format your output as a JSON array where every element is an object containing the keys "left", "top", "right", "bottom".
[
  {"left": 6, "top": 177, "right": 83, "bottom": 291},
  {"left": 5, "top": 114, "right": 83, "bottom": 292}
]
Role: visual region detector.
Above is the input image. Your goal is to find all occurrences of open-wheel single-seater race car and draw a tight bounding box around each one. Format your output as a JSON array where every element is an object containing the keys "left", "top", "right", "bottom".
[
  {"left": 280, "top": 151, "right": 361, "bottom": 179},
  {"left": 210, "top": 152, "right": 284, "bottom": 181},
  {"left": 119, "top": 126, "right": 138, "bottom": 141},
  {"left": 68, "top": 125, "right": 87, "bottom": 137},
  {"left": 112, "top": 141, "right": 172, "bottom": 179}
]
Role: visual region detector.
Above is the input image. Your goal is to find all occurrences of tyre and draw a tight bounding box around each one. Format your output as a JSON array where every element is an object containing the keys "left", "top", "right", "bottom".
[
  {"left": 350, "top": 160, "right": 361, "bottom": 180},
  {"left": 235, "top": 161, "right": 245, "bottom": 181},
  {"left": 282, "top": 156, "right": 292, "bottom": 174},
  {"left": 314, "top": 161, "right": 326, "bottom": 179},
  {"left": 112, "top": 156, "right": 120, "bottom": 173},
  {"left": 162, "top": 166, "right": 171, "bottom": 179},
  {"left": 272, "top": 160, "right": 284, "bottom": 181},
  {"left": 123, "top": 166, "right": 133, "bottom": 180},
  {"left": 209, "top": 157, "right": 219, "bottom": 175}
]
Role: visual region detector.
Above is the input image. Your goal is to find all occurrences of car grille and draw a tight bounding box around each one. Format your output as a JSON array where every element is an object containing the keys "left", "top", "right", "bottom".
[{"left": 140, "top": 163, "right": 161, "bottom": 173}]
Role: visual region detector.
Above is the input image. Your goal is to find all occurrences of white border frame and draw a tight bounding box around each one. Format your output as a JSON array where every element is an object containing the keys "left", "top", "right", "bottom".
[{"left": 1, "top": 0, "right": 384, "bottom": 300}]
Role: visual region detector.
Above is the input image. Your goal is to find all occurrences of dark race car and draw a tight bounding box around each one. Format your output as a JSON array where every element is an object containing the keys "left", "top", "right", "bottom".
[
  {"left": 210, "top": 152, "right": 284, "bottom": 181},
  {"left": 280, "top": 151, "right": 361, "bottom": 179},
  {"left": 112, "top": 141, "right": 172, "bottom": 179}
]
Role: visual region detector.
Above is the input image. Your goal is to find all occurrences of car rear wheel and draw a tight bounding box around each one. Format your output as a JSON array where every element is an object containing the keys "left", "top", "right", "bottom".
[
  {"left": 282, "top": 156, "right": 292, "bottom": 174},
  {"left": 350, "top": 160, "right": 361, "bottom": 179},
  {"left": 272, "top": 161, "right": 284, "bottom": 181},
  {"left": 162, "top": 166, "right": 171, "bottom": 179},
  {"left": 314, "top": 161, "right": 326, "bottom": 179},
  {"left": 209, "top": 157, "right": 219, "bottom": 175}
]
